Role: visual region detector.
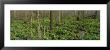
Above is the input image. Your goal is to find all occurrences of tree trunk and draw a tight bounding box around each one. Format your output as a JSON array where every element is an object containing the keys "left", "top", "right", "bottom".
[
  {"left": 37, "top": 10, "right": 41, "bottom": 40},
  {"left": 49, "top": 11, "right": 52, "bottom": 32},
  {"left": 77, "top": 11, "right": 80, "bottom": 21},
  {"left": 61, "top": 11, "right": 63, "bottom": 25},
  {"left": 59, "top": 11, "right": 61, "bottom": 25},
  {"left": 30, "top": 11, "right": 34, "bottom": 39}
]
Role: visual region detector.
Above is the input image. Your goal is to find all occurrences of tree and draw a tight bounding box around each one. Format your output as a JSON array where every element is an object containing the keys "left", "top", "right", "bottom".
[
  {"left": 49, "top": 10, "right": 53, "bottom": 32},
  {"left": 61, "top": 11, "right": 63, "bottom": 25},
  {"left": 76, "top": 11, "right": 80, "bottom": 21},
  {"left": 59, "top": 11, "right": 61, "bottom": 25},
  {"left": 30, "top": 11, "right": 34, "bottom": 39},
  {"left": 37, "top": 10, "right": 41, "bottom": 39}
]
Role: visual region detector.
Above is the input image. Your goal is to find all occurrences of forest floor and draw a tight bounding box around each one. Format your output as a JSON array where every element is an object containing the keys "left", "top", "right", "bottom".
[{"left": 11, "top": 16, "right": 100, "bottom": 40}]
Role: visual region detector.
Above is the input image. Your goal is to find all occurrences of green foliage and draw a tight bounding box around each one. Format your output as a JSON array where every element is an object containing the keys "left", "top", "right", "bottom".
[{"left": 11, "top": 16, "right": 100, "bottom": 40}]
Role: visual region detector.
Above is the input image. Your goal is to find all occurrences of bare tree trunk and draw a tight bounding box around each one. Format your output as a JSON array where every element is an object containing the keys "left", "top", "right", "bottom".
[
  {"left": 30, "top": 11, "right": 34, "bottom": 39},
  {"left": 94, "top": 11, "right": 97, "bottom": 18},
  {"left": 61, "top": 11, "right": 63, "bottom": 25},
  {"left": 81, "top": 11, "right": 84, "bottom": 19},
  {"left": 31, "top": 11, "right": 33, "bottom": 23},
  {"left": 80, "top": 11, "right": 85, "bottom": 40},
  {"left": 14, "top": 11, "right": 16, "bottom": 17},
  {"left": 59, "top": 11, "right": 61, "bottom": 25},
  {"left": 49, "top": 11, "right": 52, "bottom": 32},
  {"left": 56, "top": 14, "right": 59, "bottom": 26},
  {"left": 77, "top": 11, "right": 80, "bottom": 21},
  {"left": 37, "top": 10, "right": 41, "bottom": 40},
  {"left": 42, "top": 11, "right": 45, "bottom": 38},
  {"left": 24, "top": 11, "right": 27, "bottom": 22}
]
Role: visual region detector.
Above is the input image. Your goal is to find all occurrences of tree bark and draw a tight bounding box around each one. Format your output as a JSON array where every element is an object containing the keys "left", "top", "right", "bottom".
[
  {"left": 59, "top": 11, "right": 61, "bottom": 24},
  {"left": 49, "top": 11, "right": 52, "bottom": 32},
  {"left": 37, "top": 10, "right": 41, "bottom": 39}
]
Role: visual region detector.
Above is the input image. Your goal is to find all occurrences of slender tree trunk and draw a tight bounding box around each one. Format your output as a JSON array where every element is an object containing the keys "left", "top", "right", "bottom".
[
  {"left": 77, "top": 11, "right": 80, "bottom": 21},
  {"left": 42, "top": 11, "right": 45, "bottom": 38},
  {"left": 59, "top": 11, "right": 61, "bottom": 25},
  {"left": 37, "top": 10, "right": 41, "bottom": 39},
  {"left": 49, "top": 11, "right": 52, "bottom": 32},
  {"left": 61, "top": 11, "right": 63, "bottom": 25},
  {"left": 24, "top": 11, "right": 27, "bottom": 22},
  {"left": 95, "top": 11, "right": 97, "bottom": 17},
  {"left": 14, "top": 11, "right": 16, "bottom": 18},
  {"left": 30, "top": 11, "right": 34, "bottom": 39},
  {"left": 56, "top": 13, "right": 59, "bottom": 26},
  {"left": 59, "top": 11, "right": 61, "bottom": 24}
]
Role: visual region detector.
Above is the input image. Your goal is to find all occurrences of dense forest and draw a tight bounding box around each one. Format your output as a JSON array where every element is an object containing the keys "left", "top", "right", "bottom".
[{"left": 10, "top": 10, "right": 100, "bottom": 40}]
